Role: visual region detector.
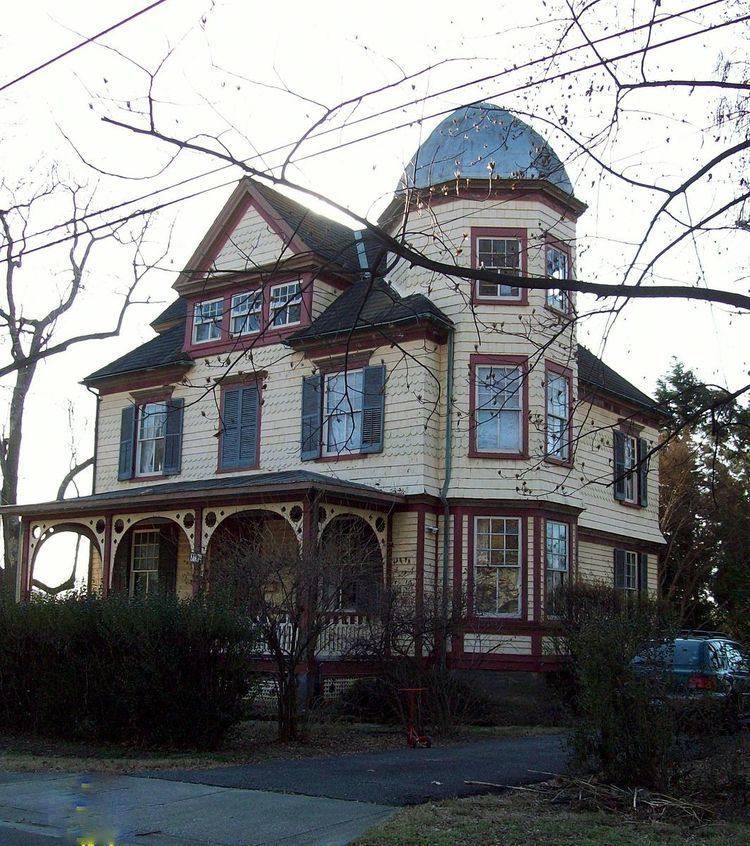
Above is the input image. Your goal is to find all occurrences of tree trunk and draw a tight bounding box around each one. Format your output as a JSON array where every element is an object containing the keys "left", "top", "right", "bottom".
[
  {"left": 1, "top": 363, "right": 37, "bottom": 598},
  {"left": 277, "top": 667, "right": 299, "bottom": 742}
]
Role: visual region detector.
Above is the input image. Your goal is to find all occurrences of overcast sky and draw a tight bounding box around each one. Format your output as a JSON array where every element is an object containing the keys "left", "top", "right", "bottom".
[{"left": 2, "top": 0, "right": 746, "bottom": 584}]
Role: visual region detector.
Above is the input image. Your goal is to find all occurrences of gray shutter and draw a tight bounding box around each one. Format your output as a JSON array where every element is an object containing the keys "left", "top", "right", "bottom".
[
  {"left": 360, "top": 364, "right": 386, "bottom": 454},
  {"left": 117, "top": 405, "right": 136, "bottom": 480},
  {"left": 638, "top": 438, "right": 649, "bottom": 507},
  {"left": 614, "top": 548, "right": 626, "bottom": 590},
  {"left": 239, "top": 386, "right": 259, "bottom": 467},
  {"left": 301, "top": 375, "right": 322, "bottom": 461},
  {"left": 638, "top": 552, "right": 648, "bottom": 593},
  {"left": 613, "top": 431, "right": 626, "bottom": 501},
  {"left": 163, "top": 398, "right": 184, "bottom": 476},
  {"left": 220, "top": 388, "right": 241, "bottom": 469}
]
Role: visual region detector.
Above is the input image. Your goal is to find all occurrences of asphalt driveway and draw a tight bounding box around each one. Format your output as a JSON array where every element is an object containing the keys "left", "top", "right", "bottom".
[{"left": 148, "top": 733, "right": 568, "bottom": 806}]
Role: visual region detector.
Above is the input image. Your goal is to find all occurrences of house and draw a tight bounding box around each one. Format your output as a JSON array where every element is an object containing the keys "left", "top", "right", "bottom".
[{"left": 8, "top": 103, "right": 665, "bottom": 682}]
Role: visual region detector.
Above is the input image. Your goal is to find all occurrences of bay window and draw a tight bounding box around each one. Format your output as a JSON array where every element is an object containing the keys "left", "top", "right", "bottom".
[
  {"left": 474, "top": 517, "right": 522, "bottom": 616},
  {"left": 474, "top": 363, "right": 524, "bottom": 455},
  {"left": 545, "top": 520, "right": 569, "bottom": 614},
  {"left": 475, "top": 233, "right": 524, "bottom": 300},
  {"left": 546, "top": 369, "right": 571, "bottom": 461}
]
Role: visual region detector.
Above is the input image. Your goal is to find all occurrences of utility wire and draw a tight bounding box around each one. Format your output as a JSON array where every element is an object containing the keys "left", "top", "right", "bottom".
[
  {"left": 0, "top": 0, "right": 170, "bottom": 94},
  {"left": 8, "top": 0, "right": 727, "bottom": 250}
]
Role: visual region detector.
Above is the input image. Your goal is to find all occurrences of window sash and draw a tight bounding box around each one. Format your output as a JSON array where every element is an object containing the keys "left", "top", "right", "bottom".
[
  {"left": 474, "top": 517, "right": 522, "bottom": 617},
  {"left": 136, "top": 403, "right": 167, "bottom": 476},
  {"left": 475, "top": 365, "right": 523, "bottom": 453},
  {"left": 623, "top": 550, "right": 638, "bottom": 591},
  {"left": 230, "top": 291, "right": 261, "bottom": 335},
  {"left": 130, "top": 530, "right": 160, "bottom": 597},
  {"left": 546, "top": 373, "right": 570, "bottom": 460},
  {"left": 270, "top": 282, "right": 302, "bottom": 326},
  {"left": 476, "top": 237, "right": 521, "bottom": 299},
  {"left": 623, "top": 436, "right": 637, "bottom": 502},
  {"left": 545, "top": 521, "right": 569, "bottom": 614},
  {"left": 193, "top": 299, "right": 223, "bottom": 343},
  {"left": 324, "top": 370, "right": 364, "bottom": 455}
]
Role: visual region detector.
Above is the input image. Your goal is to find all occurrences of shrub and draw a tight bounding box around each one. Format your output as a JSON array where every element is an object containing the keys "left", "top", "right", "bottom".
[
  {"left": 0, "top": 592, "right": 257, "bottom": 749},
  {"left": 557, "top": 582, "right": 678, "bottom": 789}
]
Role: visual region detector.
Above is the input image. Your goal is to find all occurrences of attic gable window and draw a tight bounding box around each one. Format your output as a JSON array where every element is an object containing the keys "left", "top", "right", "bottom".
[
  {"left": 230, "top": 291, "right": 261, "bottom": 336},
  {"left": 271, "top": 281, "right": 302, "bottom": 327},
  {"left": 193, "top": 298, "right": 223, "bottom": 343}
]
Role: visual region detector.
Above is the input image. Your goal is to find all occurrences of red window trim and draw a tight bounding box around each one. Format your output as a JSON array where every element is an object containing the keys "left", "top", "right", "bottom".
[
  {"left": 544, "top": 360, "right": 574, "bottom": 468},
  {"left": 542, "top": 516, "right": 575, "bottom": 621},
  {"left": 470, "top": 227, "right": 529, "bottom": 306},
  {"left": 183, "top": 272, "right": 316, "bottom": 356},
  {"left": 468, "top": 353, "right": 529, "bottom": 459},
  {"left": 543, "top": 235, "right": 573, "bottom": 316},
  {"left": 467, "top": 511, "right": 528, "bottom": 622},
  {"left": 215, "top": 375, "right": 263, "bottom": 473}
]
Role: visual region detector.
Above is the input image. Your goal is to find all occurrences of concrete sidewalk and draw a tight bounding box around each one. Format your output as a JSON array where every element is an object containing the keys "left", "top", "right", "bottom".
[{"left": 0, "top": 772, "right": 395, "bottom": 845}]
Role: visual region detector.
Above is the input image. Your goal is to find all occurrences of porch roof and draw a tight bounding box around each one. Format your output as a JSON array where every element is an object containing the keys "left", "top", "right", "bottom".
[{"left": 1, "top": 470, "right": 405, "bottom": 518}]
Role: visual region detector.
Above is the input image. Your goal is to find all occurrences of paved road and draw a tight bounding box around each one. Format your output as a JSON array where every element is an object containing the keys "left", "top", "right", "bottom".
[
  {"left": 148, "top": 733, "right": 568, "bottom": 806},
  {"left": 0, "top": 733, "right": 567, "bottom": 844}
]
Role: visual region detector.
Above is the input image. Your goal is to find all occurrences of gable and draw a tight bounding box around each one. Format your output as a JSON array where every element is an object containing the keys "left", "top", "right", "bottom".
[{"left": 211, "top": 201, "right": 294, "bottom": 273}]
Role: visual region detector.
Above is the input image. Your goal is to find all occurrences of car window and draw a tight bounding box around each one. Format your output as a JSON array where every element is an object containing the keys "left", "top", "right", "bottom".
[
  {"left": 723, "top": 643, "right": 750, "bottom": 673},
  {"left": 639, "top": 640, "right": 703, "bottom": 669},
  {"left": 707, "top": 642, "right": 725, "bottom": 671}
]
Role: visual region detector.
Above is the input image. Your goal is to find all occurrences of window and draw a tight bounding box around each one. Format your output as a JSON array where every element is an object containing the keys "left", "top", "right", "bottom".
[
  {"left": 545, "top": 521, "right": 569, "bottom": 615},
  {"left": 476, "top": 236, "right": 522, "bottom": 299},
  {"left": 474, "top": 517, "right": 522, "bottom": 616},
  {"left": 546, "top": 245, "right": 569, "bottom": 312},
  {"left": 270, "top": 281, "right": 302, "bottom": 326},
  {"left": 219, "top": 384, "right": 260, "bottom": 470},
  {"left": 614, "top": 549, "right": 647, "bottom": 593},
  {"left": 324, "top": 370, "right": 364, "bottom": 455},
  {"left": 136, "top": 402, "right": 168, "bottom": 476},
  {"left": 193, "top": 298, "right": 223, "bottom": 343},
  {"left": 230, "top": 291, "right": 261, "bottom": 335},
  {"left": 474, "top": 364, "right": 523, "bottom": 454},
  {"left": 300, "top": 365, "right": 386, "bottom": 460},
  {"left": 130, "top": 530, "right": 160, "bottom": 597},
  {"left": 118, "top": 400, "right": 184, "bottom": 481},
  {"left": 613, "top": 432, "right": 649, "bottom": 505},
  {"left": 546, "top": 370, "right": 570, "bottom": 461}
]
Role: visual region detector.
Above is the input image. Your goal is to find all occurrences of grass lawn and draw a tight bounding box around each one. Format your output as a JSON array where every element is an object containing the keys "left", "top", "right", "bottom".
[
  {"left": 0, "top": 721, "right": 562, "bottom": 774},
  {"left": 353, "top": 791, "right": 750, "bottom": 846}
]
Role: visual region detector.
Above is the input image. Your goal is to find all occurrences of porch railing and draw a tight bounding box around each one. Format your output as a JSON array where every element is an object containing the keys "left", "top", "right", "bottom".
[{"left": 255, "top": 612, "right": 373, "bottom": 658}]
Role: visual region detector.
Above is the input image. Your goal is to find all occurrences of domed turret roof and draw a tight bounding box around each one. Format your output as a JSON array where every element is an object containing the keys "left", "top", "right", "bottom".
[{"left": 400, "top": 103, "right": 573, "bottom": 195}]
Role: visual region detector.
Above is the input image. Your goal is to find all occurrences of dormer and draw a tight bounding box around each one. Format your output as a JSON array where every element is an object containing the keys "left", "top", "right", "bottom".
[{"left": 174, "top": 178, "right": 379, "bottom": 357}]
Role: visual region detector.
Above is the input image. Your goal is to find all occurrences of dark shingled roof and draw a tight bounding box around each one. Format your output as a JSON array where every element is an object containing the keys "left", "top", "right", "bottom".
[
  {"left": 84, "top": 323, "right": 192, "bottom": 384},
  {"left": 254, "top": 182, "right": 382, "bottom": 274},
  {"left": 578, "top": 344, "right": 659, "bottom": 411},
  {"left": 288, "top": 277, "right": 452, "bottom": 344},
  {"left": 0, "top": 470, "right": 404, "bottom": 516},
  {"left": 151, "top": 297, "right": 187, "bottom": 329}
]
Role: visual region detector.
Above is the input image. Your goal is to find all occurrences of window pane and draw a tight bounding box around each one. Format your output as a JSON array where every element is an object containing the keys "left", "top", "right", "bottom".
[
  {"left": 475, "top": 366, "right": 522, "bottom": 452},
  {"left": 546, "top": 247, "right": 568, "bottom": 279}
]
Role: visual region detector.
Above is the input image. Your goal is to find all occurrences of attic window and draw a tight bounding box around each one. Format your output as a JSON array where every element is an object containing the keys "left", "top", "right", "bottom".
[
  {"left": 230, "top": 291, "right": 262, "bottom": 336},
  {"left": 271, "top": 281, "right": 302, "bottom": 327},
  {"left": 193, "top": 298, "right": 223, "bottom": 344}
]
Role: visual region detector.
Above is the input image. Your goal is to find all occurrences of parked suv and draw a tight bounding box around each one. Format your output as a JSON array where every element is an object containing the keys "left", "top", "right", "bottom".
[{"left": 632, "top": 631, "right": 750, "bottom": 729}]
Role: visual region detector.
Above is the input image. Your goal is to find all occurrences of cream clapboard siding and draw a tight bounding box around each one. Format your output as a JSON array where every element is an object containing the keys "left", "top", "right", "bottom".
[
  {"left": 575, "top": 402, "right": 662, "bottom": 543},
  {"left": 391, "top": 511, "right": 418, "bottom": 587},
  {"left": 211, "top": 206, "right": 291, "bottom": 272},
  {"left": 95, "top": 338, "right": 442, "bottom": 496},
  {"left": 578, "top": 540, "right": 659, "bottom": 595},
  {"left": 312, "top": 280, "right": 341, "bottom": 319}
]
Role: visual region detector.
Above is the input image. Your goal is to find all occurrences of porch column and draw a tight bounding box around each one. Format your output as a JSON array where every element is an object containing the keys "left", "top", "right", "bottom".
[
  {"left": 192, "top": 506, "right": 203, "bottom": 597},
  {"left": 101, "top": 516, "right": 113, "bottom": 599},
  {"left": 17, "top": 517, "right": 31, "bottom": 602},
  {"left": 415, "top": 506, "right": 425, "bottom": 658}
]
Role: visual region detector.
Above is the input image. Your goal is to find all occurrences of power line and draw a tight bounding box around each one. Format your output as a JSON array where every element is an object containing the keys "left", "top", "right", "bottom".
[
  {"left": 12, "top": 0, "right": 727, "bottom": 250},
  {"left": 0, "top": 0, "right": 170, "bottom": 94},
  {"left": 2, "top": 1, "right": 740, "bottom": 267}
]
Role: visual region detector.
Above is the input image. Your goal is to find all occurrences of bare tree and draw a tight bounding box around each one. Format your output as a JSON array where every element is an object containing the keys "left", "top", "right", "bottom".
[{"left": 0, "top": 176, "right": 164, "bottom": 594}]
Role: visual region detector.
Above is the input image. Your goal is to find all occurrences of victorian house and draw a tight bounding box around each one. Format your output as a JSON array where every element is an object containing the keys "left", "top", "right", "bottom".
[{"left": 7, "top": 103, "right": 664, "bottom": 680}]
